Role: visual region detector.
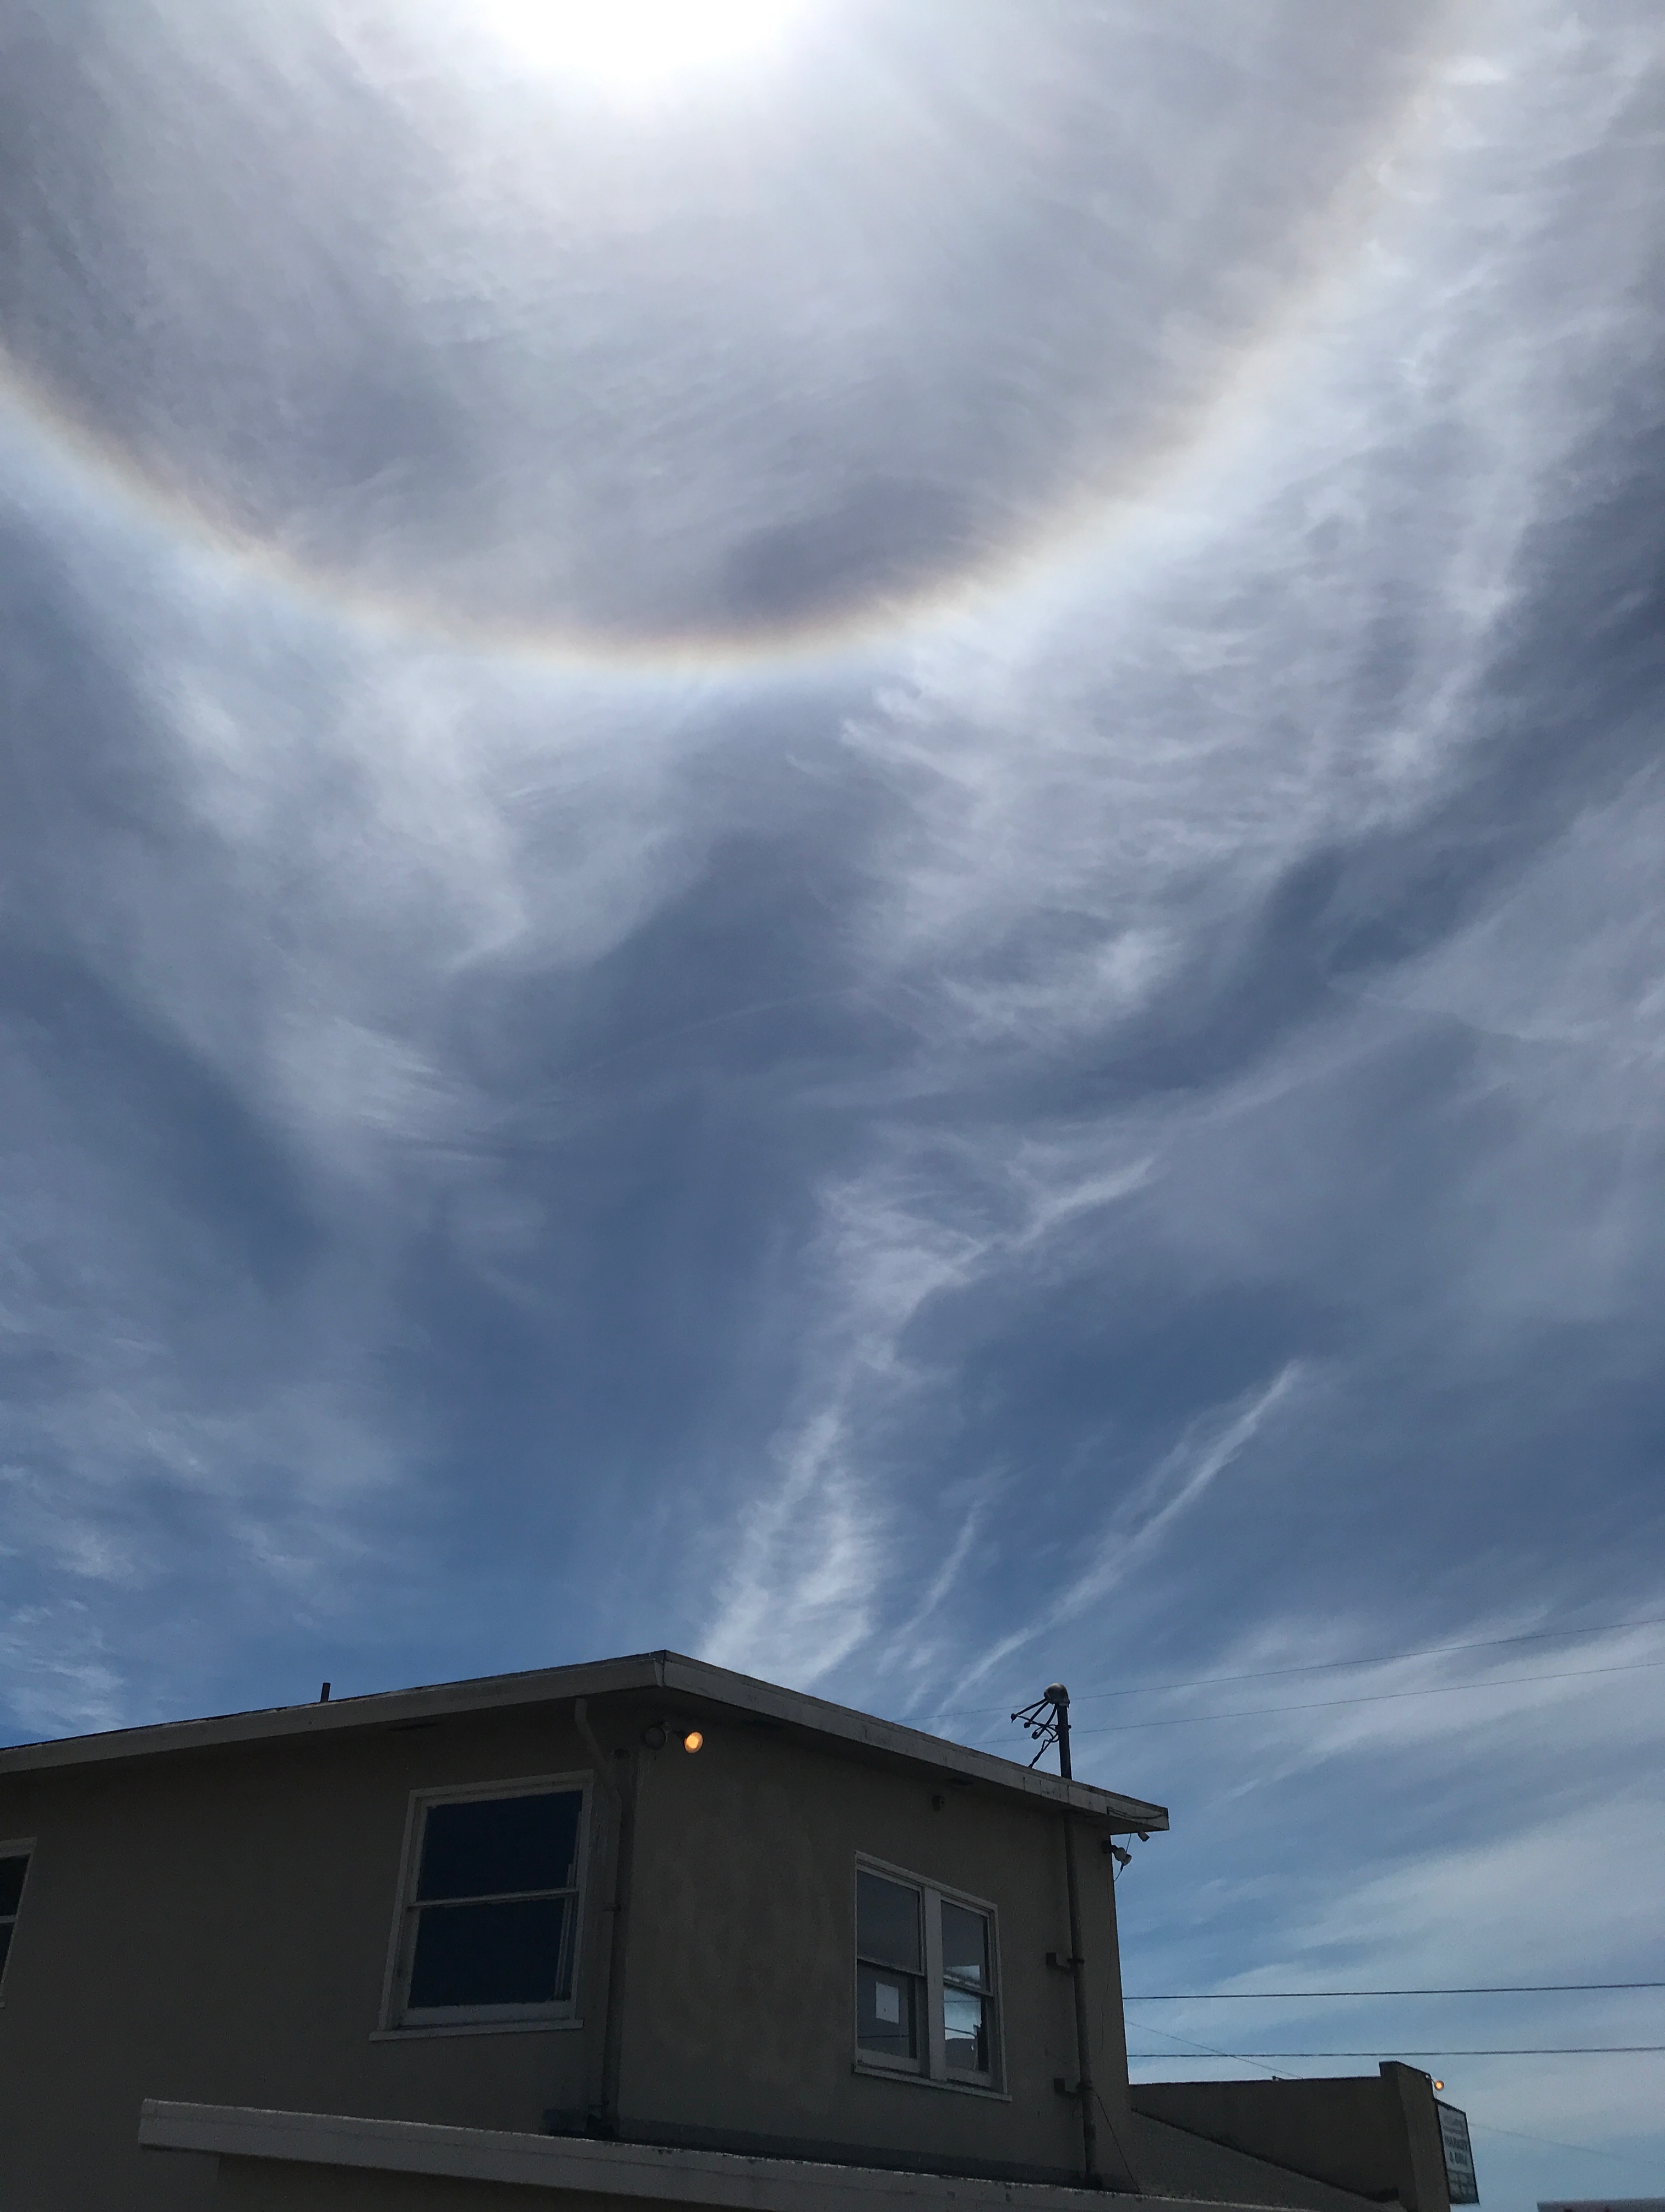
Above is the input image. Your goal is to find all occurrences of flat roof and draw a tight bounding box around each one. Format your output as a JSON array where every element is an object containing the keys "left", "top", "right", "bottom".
[
  {"left": 0, "top": 1649, "right": 1168, "bottom": 1833},
  {"left": 141, "top": 2100, "right": 1214, "bottom": 2209}
]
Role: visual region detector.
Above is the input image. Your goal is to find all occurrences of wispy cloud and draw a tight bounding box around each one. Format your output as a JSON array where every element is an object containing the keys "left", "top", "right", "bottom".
[
  {"left": 1056, "top": 1367, "right": 1304, "bottom": 1620},
  {"left": 942, "top": 1366, "right": 1304, "bottom": 1702},
  {"left": 1, "top": 0, "right": 1662, "bottom": 2181},
  {"left": 698, "top": 1168, "right": 993, "bottom": 1683}
]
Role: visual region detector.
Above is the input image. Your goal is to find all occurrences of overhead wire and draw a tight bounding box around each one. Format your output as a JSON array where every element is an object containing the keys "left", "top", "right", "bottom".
[
  {"left": 1463, "top": 2116, "right": 1661, "bottom": 2167},
  {"left": 1125, "top": 1981, "right": 1665, "bottom": 1998},
  {"left": 1124, "top": 2018, "right": 1286, "bottom": 2078},
  {"left": 1127, "top": 2046, "right": 1665, "bottom": 2058},
  {"left": 1060, "top": 1656, "right": 1665, "bottom": 1739},
  {"left": 919, "top": 1614, "right": 1665, "bottom": 1725}
]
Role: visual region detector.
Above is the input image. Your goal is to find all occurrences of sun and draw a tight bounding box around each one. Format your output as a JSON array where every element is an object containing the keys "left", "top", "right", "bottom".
[{"left": 466, "top": 0, "right": 812, "bottom": 96}]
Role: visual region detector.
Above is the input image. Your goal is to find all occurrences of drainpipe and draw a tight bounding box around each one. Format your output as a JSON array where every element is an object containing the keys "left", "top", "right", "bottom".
[
  {"left": 1046, "top": 1684, "right": 1136, "bottom": 2193},
  {"left": 1047, "top": 1686, "right": 1102, "bottom": 2187},
  {"left": 574, "top": 1698, "right": 634, "bottom": 2138}
]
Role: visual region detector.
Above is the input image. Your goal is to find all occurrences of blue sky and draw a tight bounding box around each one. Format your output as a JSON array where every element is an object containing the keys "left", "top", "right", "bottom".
[{"left": 2, "top": 1, "right": 1663, "bottom": 2200}]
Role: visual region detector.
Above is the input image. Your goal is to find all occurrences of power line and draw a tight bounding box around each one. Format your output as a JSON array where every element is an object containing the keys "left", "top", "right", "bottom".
[
  {"left": 1126, "top": 1981, "right": 1665, "bottom": 1999},
  {"left": 1466, "top": 2116, "right": 1659, "bottom": 2167},
  {"left": 1126, "top": 2019, "right": 1285, "bottom": 2078},
  {"left": 922, "top": 1615, "right": 1665, "bottom": 1723},
  {"left": 1128, "top": 2047, "right": 1665, "bottom": 2058},
  {"left": 1064, "top": 1656, "right": 1665, "bottom": 1738}
]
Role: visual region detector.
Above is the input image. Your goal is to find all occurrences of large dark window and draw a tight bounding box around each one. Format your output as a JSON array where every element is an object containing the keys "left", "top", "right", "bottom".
[
  {"left": 389, "top": 1784, "right": 586, "bottom": 2027},
  {"left": 854, "top": 1860, "right": 1000, "bottom": 2088},
  {"left": 856, "top": 1869, "right": 923, "bottom": 2066},
  {"left": 0, "top": 1849, "right": 29, "bottom": 1987}
]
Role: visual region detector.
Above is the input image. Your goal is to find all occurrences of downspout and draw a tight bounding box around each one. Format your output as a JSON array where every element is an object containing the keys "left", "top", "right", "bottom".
[
  {"left": 1048, "top": 1686, "right": 1136, "bottom": 2193},
  {"left": 1049, "top": 1688, "right": 1101, "bottom": 2187},
  {"left": 574, "top": 1698, "right": 634, "bottom": 2138}
]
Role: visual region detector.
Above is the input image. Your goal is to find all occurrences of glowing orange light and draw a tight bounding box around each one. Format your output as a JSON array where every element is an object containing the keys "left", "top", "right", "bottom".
[
  {"left": 1432, "top": 2081, "right": 1443, "bottom": 2092},
  {"left": 682, "top": 1729, "right": 704, "bottom": 1753}
]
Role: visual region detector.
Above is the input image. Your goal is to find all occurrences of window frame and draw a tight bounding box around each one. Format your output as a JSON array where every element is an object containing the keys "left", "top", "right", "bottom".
[
  {"left": 378, "top": 1774, "right": 591, "bottom": 2037},
  {"left": 0, "top": 1839, "right": 33, "bottom": 2003},
  {"left": 853, "top": 1854, "right": 1005, "bottom": 2097}
]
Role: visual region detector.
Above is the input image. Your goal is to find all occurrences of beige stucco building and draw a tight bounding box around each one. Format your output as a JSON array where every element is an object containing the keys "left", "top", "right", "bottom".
[{"left": 0, "top": 1651, "right": 1470, "bottom": 2210}]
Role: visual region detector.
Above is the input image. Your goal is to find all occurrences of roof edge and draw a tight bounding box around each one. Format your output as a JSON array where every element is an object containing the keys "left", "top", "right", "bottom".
[
  {"left": 0, "top": 1648, "right": 1167, "bottom": 1831},
  {"left": 659, "top": 1654, "right": 1167, "bottom": 1829},
  {"left": 139, "top": 2101, "right": 1221, "bottom": 2210}
]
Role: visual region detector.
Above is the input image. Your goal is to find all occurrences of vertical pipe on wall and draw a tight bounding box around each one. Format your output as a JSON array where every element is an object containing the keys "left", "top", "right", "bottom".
[
  {"left": 574, "top": 1698, "right": 634, "bottom": 2138},
  {"left": 599, "top": 1753, "right": 636, "bottom": 2134},
  {"left": 1048, "top": 1686, "right": 1101, "bottom": 2187},
  {"left": 1048, "top": 1684, "right": 1136, "bottom": 2193}
]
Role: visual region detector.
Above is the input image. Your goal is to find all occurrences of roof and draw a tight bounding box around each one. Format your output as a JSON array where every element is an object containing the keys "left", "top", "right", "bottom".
[
  {"left": 139, "top": 2100, "right": 1214, "bottom": 2209},
  {"left": 0, "top": 1649, "right": 1168, "bottom": 1833}
]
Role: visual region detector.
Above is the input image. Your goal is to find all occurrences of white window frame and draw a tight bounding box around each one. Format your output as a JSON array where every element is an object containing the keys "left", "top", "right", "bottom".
[
  {"left": 378, "top": 1775, "right": 591, "bottom": 2037},
  {"left": 0, "top": 1839, "right": 33, "bottom": 2005},
  {"left": 853, "top": 1854, "right": 1005, "bottom": 2097}
]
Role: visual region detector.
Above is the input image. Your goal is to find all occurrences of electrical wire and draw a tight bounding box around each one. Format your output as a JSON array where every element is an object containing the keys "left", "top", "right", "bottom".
[
  {"left": 1091, "top": 2081, "right": 1140, "bottom": 2183},
  {"left": 1127, "top": 2046, "right": 1665, "bottom": 2057},
  {"left": 1125, "top": 1981, "right": 1665, "bottom": 1998},
  {"left": 920, "top": 1615, "right": 1665, "bottom": 1724},
  {"left": 1465, "top": 2116, "right": 1660, "bottom": 2167},
  {"left": 1062, "top": 1656, "right": 1665, "bottom": 1739},
  {"left": 1124, "top": 2018, "right": 1285, "bottom": 2078}
]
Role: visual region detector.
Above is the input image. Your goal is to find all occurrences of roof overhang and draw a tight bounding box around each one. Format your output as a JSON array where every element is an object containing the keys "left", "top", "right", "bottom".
[
  {"left": 139, "top": 2101, "right": 1210, "bottom": 2208},
  {"left": 0, "top": 1649, "right": 1168, "bottom": 1833}
]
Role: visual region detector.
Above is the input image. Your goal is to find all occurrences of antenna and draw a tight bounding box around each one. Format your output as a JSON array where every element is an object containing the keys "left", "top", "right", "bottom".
[{"left": 1011, "top": 1682, "right": 1071, "bottom": 1773}]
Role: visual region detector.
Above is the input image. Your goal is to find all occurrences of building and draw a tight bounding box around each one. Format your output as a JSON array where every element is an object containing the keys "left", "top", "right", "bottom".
[{"left": 0, "top": 1650, "right": 1472, "bottom": 2209}]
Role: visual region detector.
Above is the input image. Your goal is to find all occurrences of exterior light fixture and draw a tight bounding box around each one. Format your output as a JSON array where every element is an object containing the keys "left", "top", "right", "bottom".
[
  {"left": 1432, "top": 2081, "right": 1444, "bottom": 2093},
  {"left": 641, "top": 1720, "right": 704, "bottom": 1751}
]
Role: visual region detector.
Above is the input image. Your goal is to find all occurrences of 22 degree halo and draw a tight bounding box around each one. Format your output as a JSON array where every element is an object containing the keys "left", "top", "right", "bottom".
[
  {"left": 466, "top": 0, "right": 812, "bottom": 95},
  {"left": 0, "top": 1, "right": 1448, "bottom": 659}
]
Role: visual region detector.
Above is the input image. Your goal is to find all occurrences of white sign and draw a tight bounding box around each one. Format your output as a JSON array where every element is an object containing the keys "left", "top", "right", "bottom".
[{"left": 1437, "top": 2101, "right": 1478, "bottom": 2206}]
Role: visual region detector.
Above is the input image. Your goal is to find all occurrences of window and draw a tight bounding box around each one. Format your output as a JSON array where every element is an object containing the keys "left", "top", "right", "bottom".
[
  {"left": 0, "top": 1845, "right": 30, "bottom": 1992},
  {"left": 383, "top": 1780, "right": 588, "bottom": 2031},
  {"left": 855, "top": 1861, "right": 1000, "bottom": 2090},
  {"left": 856, "top": 1868, "right": 923, "bottom": 2066}
]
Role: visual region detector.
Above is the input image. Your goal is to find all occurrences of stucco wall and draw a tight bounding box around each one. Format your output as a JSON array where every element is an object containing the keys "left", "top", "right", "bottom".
[
  {"left": 208, "top": 2160, "right": 598, "bottom": 2210},
  {"left": 616, "top": 1710, "right": 1129, "bottom": 2183},
  {"left": 0, "top": 1703, "right": 609, "bottom": 2211},
  {"left": 1129, "top": 2067, "right": 1452, "bottom": 2212},
  {"left": 0, "top": 1691, "right": 1134, "bottom": 2209}
]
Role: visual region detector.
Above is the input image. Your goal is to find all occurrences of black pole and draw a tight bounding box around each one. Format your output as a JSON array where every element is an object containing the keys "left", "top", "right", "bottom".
[
  {"left": 598, "top": 1750, "right": 636, "bottom": 2135},
  {"left": 1048, "top": 1681, "right": 1073, "bottom": 1784},
  {"left": 1045, "top": 1683, "right": 1102, "bottom": 2187}
]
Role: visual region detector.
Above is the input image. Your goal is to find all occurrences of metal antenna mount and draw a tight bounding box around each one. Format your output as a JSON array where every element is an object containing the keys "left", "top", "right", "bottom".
[{"left": 1011, "top": 1683, "right": 1070, "bottom": 1771}]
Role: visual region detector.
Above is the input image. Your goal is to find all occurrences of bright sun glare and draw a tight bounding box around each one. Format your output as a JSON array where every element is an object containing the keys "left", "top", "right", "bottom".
[{"left": 468, "top": 0, "right": 810, "bottom": 94}]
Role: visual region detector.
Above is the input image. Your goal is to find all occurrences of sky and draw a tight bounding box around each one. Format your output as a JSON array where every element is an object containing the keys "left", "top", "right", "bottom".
[{"left": 1, "top": 0, "right": 1663, "bottom": 2200}]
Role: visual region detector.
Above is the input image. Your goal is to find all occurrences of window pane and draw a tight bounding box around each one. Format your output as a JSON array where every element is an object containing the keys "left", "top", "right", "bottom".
[
  {"left": 856, "top": 1871, "right": 921, "bottom": 1972},
  {"left": 408, "top": 1896, "right": 569, "bottom": 2009},
  {"left": 940, "top": 1899, "right": 989, "bottom": 1990},
  {"left": 856, "top": 1961, "right": 919, "bottom": 2062},
  {"left": 0, "top": 1856, "right": 26, "bottom": 1918},
  {"left": 417, "top": 1792, "right": 580, "bottom": 1903},
  {"left": 0, "top": 1923, "right": 10, "bottom": 1979},
  {"left": 944, "top": 1985, "right": 989, "bottom": 2074}
]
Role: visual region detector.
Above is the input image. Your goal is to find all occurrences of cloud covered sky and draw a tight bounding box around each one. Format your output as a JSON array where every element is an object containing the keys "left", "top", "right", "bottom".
[{"left": 1, "top": 0, "right": 1662, "bottom": 2198}]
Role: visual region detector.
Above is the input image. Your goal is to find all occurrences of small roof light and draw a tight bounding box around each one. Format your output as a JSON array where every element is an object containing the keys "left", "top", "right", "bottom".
[
  {"left": 682, "top": 1728, "right": 704, "bottom": 1753},
  {"left": 1432, "top": 2081, "right": 1443, "bottom": 2093}
]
